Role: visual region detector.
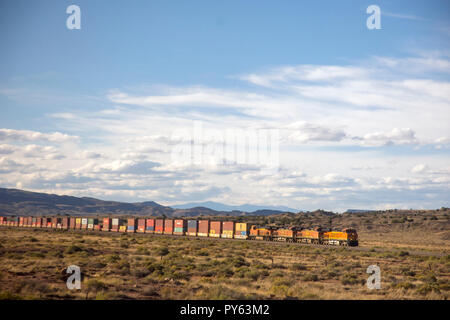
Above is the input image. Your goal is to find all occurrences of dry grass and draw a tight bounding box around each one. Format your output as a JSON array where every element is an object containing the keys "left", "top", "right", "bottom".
[{"left": 0, "top": 225, "right": 449, "bottom": 300}]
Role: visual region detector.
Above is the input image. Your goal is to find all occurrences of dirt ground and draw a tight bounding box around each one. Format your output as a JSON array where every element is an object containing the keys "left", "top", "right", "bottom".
[{"left": 0, "top": 218, "right": 448, "bottom": 300}]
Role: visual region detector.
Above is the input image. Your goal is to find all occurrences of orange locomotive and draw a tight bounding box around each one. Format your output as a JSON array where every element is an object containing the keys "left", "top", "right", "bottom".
[
  {"left": 249, "top": 225, "right": 275, "bottom": 241},
  {"left": 322, "top": 228, "right": 358, "bottom": 246}
]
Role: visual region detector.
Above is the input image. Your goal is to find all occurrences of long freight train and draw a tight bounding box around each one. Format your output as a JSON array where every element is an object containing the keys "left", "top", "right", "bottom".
[{"left": 0, "top": 216, "right": 359, "bottom": 246}]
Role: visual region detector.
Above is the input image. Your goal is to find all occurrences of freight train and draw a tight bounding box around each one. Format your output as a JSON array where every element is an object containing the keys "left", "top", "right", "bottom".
[{"left": 0, "top": 216, "right": 359, "bottom": 246}]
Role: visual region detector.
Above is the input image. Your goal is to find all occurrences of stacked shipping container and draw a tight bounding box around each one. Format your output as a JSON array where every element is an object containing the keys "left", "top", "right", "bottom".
[
  {"left": 94, "top": 219, "right": 101, "bottom": 231},
  {"left": 137, "top": 219, "right": 146, "bottom": 233},
  {"left": 75, "top": 218, "right": 82, "bottom": 229},
  {"left": 70, "top": 217, "right": 76, "bottom": 229},
  {"left": 209, "top": 221, "right": 222, "bottom": 238},
  {"left": 127, "top": 218, "right": 136, "bottom": 233},
  {"left": 102, "top": 218, "right": 111, "bottom": 231},
  {"left": 155, "top": 219, "right": 164, "bottom": 234},
  {"left": 81, "top": 218, "right": 88, "bottom": 230},
  {"left": 164, "top": 219, "right": 173, "bottom": 235},
  {"left": 221, "top": 221, "right": 234, "bottom": 238},
  {"left": 174, "top": 219, "right": 187, "bottom": 235},
  {"left": 119, "top": 219, "right": 127, "bottom": 232},
  {"left": 198, "top": 220, "right": 209, "bottom": 237},
  {"left": 235, "top": 223, "right": 248, "bottom": 239},
  {"left": 146, "top": 219, "right": 155, "bottom": 233},
  {"left": 62, "top": 217, "right": 69, "bottom": 229},
  {"left": 187, "top": 220, "right": 197, "bottom": 236},
  {"left": 111, "top": 218, "right": 119, "bottom": 232}
]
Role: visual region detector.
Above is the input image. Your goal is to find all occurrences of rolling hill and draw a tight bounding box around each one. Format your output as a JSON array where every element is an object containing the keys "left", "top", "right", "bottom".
[{"left": 0, "top": 187, "right": 296, "bottom": 217}]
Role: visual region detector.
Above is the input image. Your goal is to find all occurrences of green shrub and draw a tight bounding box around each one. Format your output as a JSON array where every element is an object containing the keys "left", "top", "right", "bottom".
[
  {"left": 341, "top": 273, "right": 359, "bottom": 285},
  {"left": 65, "top": 245, "right": 83, "bottom": 254},
  {"left": 303, "top": 274, "right": 319, "bottom": 282}
]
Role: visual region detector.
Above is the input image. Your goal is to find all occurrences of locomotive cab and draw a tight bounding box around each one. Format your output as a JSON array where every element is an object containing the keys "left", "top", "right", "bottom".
[{"left": 343, "top": 228, "right": 358, "bottom": 246}]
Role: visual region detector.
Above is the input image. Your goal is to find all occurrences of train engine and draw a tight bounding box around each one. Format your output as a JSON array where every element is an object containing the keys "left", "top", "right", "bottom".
[
  {"left": 322, "top": 228, "right": 358, "bottom": 246},
  {"left": 249, "top": 225, "right": 275, "bottom": 241},
  {"left": 272, "top": 227, "right": 299, "bottom": 242}
]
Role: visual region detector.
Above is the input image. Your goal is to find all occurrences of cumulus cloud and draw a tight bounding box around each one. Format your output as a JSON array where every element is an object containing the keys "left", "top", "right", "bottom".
[
  {"left": 1, "top": 53, "right": 449, "bottom": 209},
  {"left": 285, "top": 122, "right": 346, "bottom": 143},
  {"left": 411, "top": 164, "right": 428, "bottom": 173},
  {"left": 0, "top": 144, "right": 15, "bottom": 154},
  {"left": 0, "top": 128, "right": 78, "bottom": 143},
  {"left": 92, "top": 160, "right": 161, "bottom": 174},
  {"left": 355, "top": 128, "right": 418, "bottom": 146}
]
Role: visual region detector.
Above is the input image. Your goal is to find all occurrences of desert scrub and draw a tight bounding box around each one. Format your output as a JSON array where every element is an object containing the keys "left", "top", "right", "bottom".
[
  {"left": 394, "top": 282, "right": 415, "bottom": 290},
  {"left": 136, "top": 247, "right": 150, "bottom": 255},
  {"left": 291, "top": 263, "right": 307, "bottom": 271},
  {"left": 197, "top": 285, "right": 246, "bottom": 300},
  {"left": 302, "top": 274, "right": 319, "bottom": 282},
  {"left": 270, "top": 277, "right": 291, "bottom": 297},
  {"left": 65, "top": 245, "right": 83, "bottom": 254},
  {"left": 341, "top": 273, "right": 361, "bottom": 285}
]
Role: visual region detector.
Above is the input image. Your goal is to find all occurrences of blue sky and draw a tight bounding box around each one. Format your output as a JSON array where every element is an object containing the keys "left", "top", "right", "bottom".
[{"left": 0, "top": 1, "right": 449, "bottom": 211}]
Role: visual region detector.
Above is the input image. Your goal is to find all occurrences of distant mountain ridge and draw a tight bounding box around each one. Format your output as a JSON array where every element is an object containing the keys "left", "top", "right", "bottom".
[
  {"left": 172, "top": 201, "right": 297, "bottom": 213},
  {"left": 0, "top": 187, "right": 297, "bottom": 217}
]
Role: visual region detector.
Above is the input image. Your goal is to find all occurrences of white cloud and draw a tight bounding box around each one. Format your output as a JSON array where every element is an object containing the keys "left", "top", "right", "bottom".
[
  {"left": 0, "top": 144, "right": 15, "bottom": 154},
  {"left": 411, "top": 164, "right": 428, "bottom": 173},
  {"left": 356, "top": 128, "right": 418, "bottom": 146},
  {"left": 0, "top": 128, "right": 78, "bottom": 143},
  {"left": 285, "top": 121, "right": 346, "bottom": 143},
  {"left": 1, "top": 53, "right": 449, "bottom": 210}
]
